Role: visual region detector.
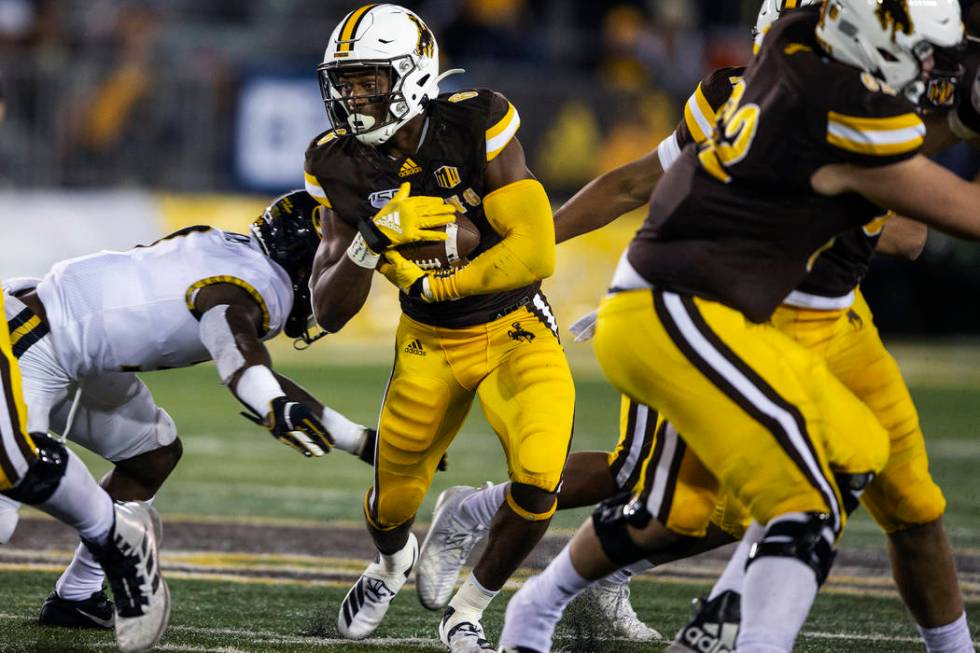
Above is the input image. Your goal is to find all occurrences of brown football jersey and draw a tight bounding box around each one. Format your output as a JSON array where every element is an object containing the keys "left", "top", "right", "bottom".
[
  {"left": 628, "top": 8, "right": 924, "bottom": 322},
  {"left": 305, "top": 88, "right": 536, "bottom": 328},
  {"left": 673, "top": 62, "right": 886, "bottom": 307}
]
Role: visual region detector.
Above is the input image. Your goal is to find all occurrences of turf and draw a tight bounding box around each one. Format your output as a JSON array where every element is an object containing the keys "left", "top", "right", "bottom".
[
  {"left": 1, "top": 571, "right": 973, "bottom": 652},
  {"left": 2, "top": 355, "right": 979, "bottom": 651}
]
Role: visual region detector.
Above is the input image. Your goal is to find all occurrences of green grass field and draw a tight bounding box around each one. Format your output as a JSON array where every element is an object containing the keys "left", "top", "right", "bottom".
[{"left": 1, "top": 345, "right": 979, "bottom": 651}]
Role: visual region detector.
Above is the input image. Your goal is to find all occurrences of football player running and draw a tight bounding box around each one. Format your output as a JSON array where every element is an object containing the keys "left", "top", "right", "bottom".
[
  {"left": 497, "top": 0, "right": 980, "bottom": 651},
  {"left": 0, "top": 191, "right": 375, "bottom": 630},
  {"left": 305, "top": 5, "right": 574, "bottom": 651}
]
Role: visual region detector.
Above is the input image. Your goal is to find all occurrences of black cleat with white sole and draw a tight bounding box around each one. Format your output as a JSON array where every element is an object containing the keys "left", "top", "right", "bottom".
[
  {"left": 38, "top": 590, "right": 115, "bottom": 629},
  {"left": 666, "top": 590, "right": 741, "bottom": 653}
]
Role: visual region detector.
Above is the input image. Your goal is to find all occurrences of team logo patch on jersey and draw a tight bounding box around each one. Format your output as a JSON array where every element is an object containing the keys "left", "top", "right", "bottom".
[
  {"left": 448, "top": 91, "right": 478, "bottom": 103},
  {"left": 403, "top": 338, "right": 426, "bottom": 356},
  {"left": 435, "top": 166, "right": 461, "bottom": 189},
  {"left": 369, "top": 188, "right": 401, "bottom": 209},
  {"left": 399, "top": 158, "right": 422, "bottom": 177}
]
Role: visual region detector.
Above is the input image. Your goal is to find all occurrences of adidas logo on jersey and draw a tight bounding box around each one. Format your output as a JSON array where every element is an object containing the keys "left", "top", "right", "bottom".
[
  {"left": 404, "top": 339, "right": 426, "bottom": 356},
  {"left": 399, "top": 158, "right": 422, "bottom": 177}
]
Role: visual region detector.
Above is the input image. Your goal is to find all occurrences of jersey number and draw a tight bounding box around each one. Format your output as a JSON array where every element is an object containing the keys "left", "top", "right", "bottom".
[{"left": 698, "top": 80, "right": 760, "bottom": 183}]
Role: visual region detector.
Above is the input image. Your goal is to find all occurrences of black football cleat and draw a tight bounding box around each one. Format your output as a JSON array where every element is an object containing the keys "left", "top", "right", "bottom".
[
  {"left": 666, "top": 589, "right": 741, "bottom": 653},
  {"left": 38, "top": 589, "right": 115, "bottom": 629}
]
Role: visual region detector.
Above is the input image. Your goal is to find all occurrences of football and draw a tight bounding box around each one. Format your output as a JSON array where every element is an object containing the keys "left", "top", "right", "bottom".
[{"left": 396, "top": 211, "right": 481, "bottom": 270}]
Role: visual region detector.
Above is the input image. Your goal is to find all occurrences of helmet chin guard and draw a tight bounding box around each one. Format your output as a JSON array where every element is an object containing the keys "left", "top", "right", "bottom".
[{"left": 317, "top": 5, "right": 454, "bottom": 146}]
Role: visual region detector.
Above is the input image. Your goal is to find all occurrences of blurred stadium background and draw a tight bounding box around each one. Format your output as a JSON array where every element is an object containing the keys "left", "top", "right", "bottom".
[
  {"left": 2, "top": 0, "right": 980, "bottom": 336},
  {"left": 1, "top": 1, "right": 980, "bottom": 651}
]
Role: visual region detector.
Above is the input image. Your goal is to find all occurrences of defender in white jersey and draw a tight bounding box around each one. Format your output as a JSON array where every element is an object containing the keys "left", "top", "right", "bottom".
[{"left": 0, "top": 191, "right": 374, "bottom": 629}]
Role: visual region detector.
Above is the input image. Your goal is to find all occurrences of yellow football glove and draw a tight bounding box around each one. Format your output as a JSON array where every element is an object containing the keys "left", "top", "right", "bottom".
[
  {"left": 378, "top": 250, "right": 429, "bottom": 295},
  {"left": 359, "top": 182, "right": 456, "bottom": 252}
]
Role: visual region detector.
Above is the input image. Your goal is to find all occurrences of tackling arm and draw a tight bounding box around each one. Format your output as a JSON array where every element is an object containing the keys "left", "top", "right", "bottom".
[{"left": 194, "top": 283, "right": 334, "bottom": 457}]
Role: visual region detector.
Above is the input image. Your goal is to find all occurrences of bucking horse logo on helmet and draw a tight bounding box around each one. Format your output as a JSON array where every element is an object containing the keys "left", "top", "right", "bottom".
[
  {"left": 874, "top": 0, "right": 914, "bottom": 41},
  {"left": 407, "top": 13, "right": 434, "bottom": 58}
]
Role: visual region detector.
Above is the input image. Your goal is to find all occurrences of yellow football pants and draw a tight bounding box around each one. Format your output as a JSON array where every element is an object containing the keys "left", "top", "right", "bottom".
[
  {"left": 366, "top": 300, "right": 575, "bottom": 530},
  {"left": 772, "top": 290, "right": 945, "bottom": 532},
  {"left": 0, "top": 291, "right": 37, "bottom": 490},
  {"left": 595, "top": 289, "right": 889, "bottom": 537}
]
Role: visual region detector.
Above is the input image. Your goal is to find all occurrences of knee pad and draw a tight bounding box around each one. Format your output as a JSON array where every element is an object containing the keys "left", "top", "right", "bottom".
[
  {"left": 505, "top": 483, "right": 557, "bottom": 522},
  {"left": 747, "top": 512, "right": 837, "bottom": 586},
  {"left": 835, "top": 471, "right": 874, "bottom": 516},
  {"left": 1, "top": 435, "right": 68, "bottom": 505},
  {"left": 592, "top": 491, "right": 653, "bottom": 566}
]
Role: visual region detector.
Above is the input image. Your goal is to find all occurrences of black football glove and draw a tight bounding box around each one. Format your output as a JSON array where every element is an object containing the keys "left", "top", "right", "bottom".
[{"left": 241, "top": 396, "right": 334, "bottom": 457}]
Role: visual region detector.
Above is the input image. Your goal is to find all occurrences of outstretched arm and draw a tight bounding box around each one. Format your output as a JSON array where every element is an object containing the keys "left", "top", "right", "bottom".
[
  {"left": 554, "top": 148, "right": 664, "bottom": 244},
  {"left": 812, "top": 155, "right": 980, "bottom": 241},
  {"left": 194, "top": 283, "right": 334, "bottom": 457}
]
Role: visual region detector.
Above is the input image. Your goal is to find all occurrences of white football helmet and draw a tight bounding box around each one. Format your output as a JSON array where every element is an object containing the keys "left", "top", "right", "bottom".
[
  {"left": 317, "top": 4, "right": 454, "bottom": 146},
  {"left": 816, "top": 0, "right": 963, "bottom": 102},
  {"left": 753, "top": 0, "right": 821, "bottom": 51}
]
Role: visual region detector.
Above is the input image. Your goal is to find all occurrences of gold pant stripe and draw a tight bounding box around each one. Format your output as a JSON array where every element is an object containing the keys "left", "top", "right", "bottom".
[{"left": 654, "top": 291, "right": 842, "bottom": 532}]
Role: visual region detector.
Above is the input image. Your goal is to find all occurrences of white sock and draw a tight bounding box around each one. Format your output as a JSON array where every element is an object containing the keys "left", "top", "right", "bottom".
[
  {"left": 56, "top": 541, "right": 106, "bottom": 600},
  {"left": 919, "top": 612, "right": 974, "bottom": 653},
  {"left": 457, "top": 482, "right": 508, "bottom": 529},
  {"left": 737, "top": 556, "right": 819, "bottom": 652},
  {"left": 55, "top": 496, "right": 156, "bottom": 601},
  {"left": 36, "top": 449, "right": 113, "bottom": 545},
  {"left": 499, "top": 546, "right": 592, "bottom": 651},
  {"left": 320, "top": 406, "right": 367, "bottom": 456},
  {"left": 708, "top": 520, "right": 764, "bottom": 600},
  {"left": 449, "top": 573, "right": 498, "bottom": 617},
  {"left": 379, "top": 533, "right": 416, "bottom": 574},
  {"left": 600, "top": 558, "right": 654, "bottom": 587}
]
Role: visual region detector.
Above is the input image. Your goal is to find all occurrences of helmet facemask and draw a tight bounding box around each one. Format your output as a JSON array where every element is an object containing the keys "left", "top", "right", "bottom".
[{"left": 318, "top": 55, "right": 422, "bottom": 146}]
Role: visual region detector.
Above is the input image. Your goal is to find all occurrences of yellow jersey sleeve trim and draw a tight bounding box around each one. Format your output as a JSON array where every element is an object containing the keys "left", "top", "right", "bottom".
[
  {"left": 8, "top": 316, "right": 41, "bottom": 350},
  {"left": 826, "top": 110, "right": 925, "bottom": 156},
  {"left": 185, "top": 276, "right": 272, "bottom": 336},
  {"left": 683, "top": 83, "right": 716, "bottom": 145},
  {"left": 486, "top": 102, "right": 521, "bottom": 161},
  {"left": 304, "top": 172, "right": 333, "bottom": 209}
]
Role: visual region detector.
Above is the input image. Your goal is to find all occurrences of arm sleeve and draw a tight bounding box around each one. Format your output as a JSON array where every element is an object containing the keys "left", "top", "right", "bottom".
[{"left": 427, "top": 179, "right": 554, "bottom": 302}]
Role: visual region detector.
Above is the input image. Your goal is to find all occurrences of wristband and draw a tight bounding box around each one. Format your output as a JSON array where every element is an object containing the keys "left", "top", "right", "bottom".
[
  {"left": 346, "top": 233, "right": 381, "bottom": 269},
  {"left": 235, "top": 365, "right": 285, "bottom": 418}
]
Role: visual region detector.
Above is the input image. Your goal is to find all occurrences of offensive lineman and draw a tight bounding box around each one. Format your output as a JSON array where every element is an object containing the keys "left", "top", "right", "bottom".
[
  {"left": 305, "top": 5, "right": 574, "bottom": 651},
  {"left": 498, "top": 1, "right": 980, "bottom": 651},
  {"left": 0, "top": 191, "right": 375, "bottom": 629}
]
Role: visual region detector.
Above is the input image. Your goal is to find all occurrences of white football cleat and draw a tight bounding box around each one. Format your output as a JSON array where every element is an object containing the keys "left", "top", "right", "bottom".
[
  {"left": 439, "top": 606, "right": 495, "bottom": 652},
  {"left": 337, "top": 533, "right": 418, "bottom": 639},
  {"left": 417, "top": 484, "right": 490, "bottom": 610},
  {"left": 584, "top": 576, "right": 662, "bottom": 641},
  {"left": 84, "top": 502, "right": 170, "bottom": 653}
]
